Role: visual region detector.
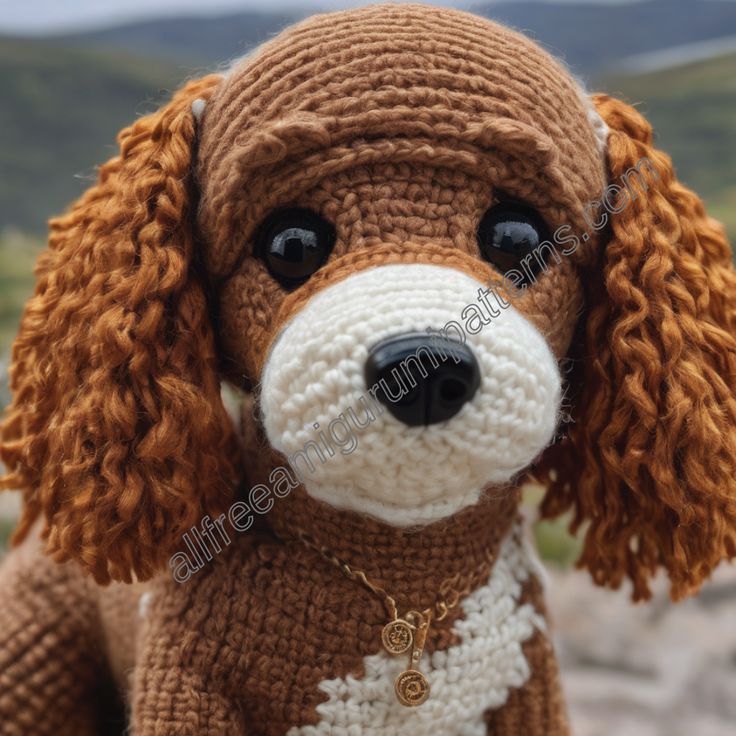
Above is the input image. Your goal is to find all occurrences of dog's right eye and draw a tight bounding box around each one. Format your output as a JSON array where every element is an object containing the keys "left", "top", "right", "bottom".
[{"left": 255, "top": 208, "right": 336, "bottom": 288}]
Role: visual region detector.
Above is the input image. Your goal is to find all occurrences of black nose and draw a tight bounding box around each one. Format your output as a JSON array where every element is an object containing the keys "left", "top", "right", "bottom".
[{"left": 364, "top": 332, "right": 480, "bottom": 427}]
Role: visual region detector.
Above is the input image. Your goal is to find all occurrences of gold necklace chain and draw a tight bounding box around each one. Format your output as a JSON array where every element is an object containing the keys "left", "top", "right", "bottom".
[{"left": 294, "top": 528, "right": 497, "bottom": 707}]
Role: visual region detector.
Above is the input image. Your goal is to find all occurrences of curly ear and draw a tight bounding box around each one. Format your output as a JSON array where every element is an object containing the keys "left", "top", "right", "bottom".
[
  {"left": 0, "top": 75, "right": 241, "bottom": 584},
  {"left": 538, "top": 94, "right": 736, "bottom": 601}
]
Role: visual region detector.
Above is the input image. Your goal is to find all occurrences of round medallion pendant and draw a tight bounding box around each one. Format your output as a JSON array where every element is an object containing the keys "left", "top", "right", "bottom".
[
  {"left": 381, "top": 619, "right": 413, "bottom": 654},
  {"left": 395, "top": 669, "right": 430, "bottom": 707}
]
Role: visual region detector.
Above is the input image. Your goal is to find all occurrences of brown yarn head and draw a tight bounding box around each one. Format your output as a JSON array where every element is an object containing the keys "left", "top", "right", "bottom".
[
  {"left": 195, "top": 3, "right": 607, "bottom": 279},
  {"left": 194, "top": 3, "right": 606, "bottom": 383},
  {"left": 538, "top": 95, "right": 736, "bottom": 601},
  {"left": 0, "top": 76, "right": 241, "bottom": 584},
  {"left": 2, "top": 4, "right": 734, "bottom": 597}
]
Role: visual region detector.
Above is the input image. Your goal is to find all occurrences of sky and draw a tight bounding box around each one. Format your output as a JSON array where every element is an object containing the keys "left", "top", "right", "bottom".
[{"left": 0, "top": 0, "right": 643, "bottom": 34}]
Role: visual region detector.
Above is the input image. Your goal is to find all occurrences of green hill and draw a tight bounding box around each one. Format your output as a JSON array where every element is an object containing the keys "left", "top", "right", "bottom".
[
  {"left": 476, "top": 0, "right": 736, "bottom": 75},
  {"left": 0, "top": 37, "right": 188, "bottom": 234},
  {"left": 58, "top": 11, "right": 297, "bottom": 66},
  {"left": 601, "top": 51, "right": 736, "bottom": 241},
  {"left": 52, "top": 1, "right": 736, "bottom": 76}
]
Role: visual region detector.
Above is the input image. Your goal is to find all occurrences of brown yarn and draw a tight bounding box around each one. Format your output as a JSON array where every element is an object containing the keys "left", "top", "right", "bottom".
[
  {"left": 0, "top": 535, "right": 128, "bottom": 735},
  {"left": 196, "top": 3, "right": 606, "bottom": 278},
  {"left": 538, "top": 94, "right": 736, "bottom": 601},
  {"left": 1, "top": 4, "right": 735, "bottom": 731},
  {"left": 0, "top": 75, "right": 241, "bottom": 584}
]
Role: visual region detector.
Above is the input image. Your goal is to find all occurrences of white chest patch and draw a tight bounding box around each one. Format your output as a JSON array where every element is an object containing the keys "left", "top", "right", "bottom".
[{"left": 287, "top": 526, "right": 546, "bottom": 736}]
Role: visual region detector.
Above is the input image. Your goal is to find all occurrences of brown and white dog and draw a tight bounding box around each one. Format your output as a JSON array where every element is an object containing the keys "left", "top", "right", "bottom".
[{"left": 2, "top": 4, "right": 736, "bottom": 735}]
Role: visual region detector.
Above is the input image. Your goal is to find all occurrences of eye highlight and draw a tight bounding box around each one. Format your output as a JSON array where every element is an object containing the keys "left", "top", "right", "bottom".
[
  {"left": 477, "top": 202, "right": 550, "bottom": 283},
  {"left": 255, "top": 208, "right": 336, "bottom": 288}
]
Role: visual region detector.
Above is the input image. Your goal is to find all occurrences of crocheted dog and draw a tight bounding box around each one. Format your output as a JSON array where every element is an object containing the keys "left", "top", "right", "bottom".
[{"left": 2, "top": 4, "right": 736, "bottom": 735}]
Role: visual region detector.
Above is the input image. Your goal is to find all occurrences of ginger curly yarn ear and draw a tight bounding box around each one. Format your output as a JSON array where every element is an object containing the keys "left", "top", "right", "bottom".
[
  {"left": 538, "top": 94, "right": 736, "bottom": 601},
  {"left": 0, "top": 75, "right": 241, "bottom": 584}
]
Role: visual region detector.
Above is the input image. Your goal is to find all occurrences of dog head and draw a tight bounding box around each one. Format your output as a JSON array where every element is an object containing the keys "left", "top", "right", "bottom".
[{"left": 2, "top": 5, "right": 735, "bottom": 595}]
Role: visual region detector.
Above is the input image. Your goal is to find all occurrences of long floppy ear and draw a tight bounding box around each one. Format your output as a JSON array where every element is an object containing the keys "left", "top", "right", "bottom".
[
  {"left": 0, "top": 75, "right": 241, "bottom": 584},
  {"left": 538, "top": 94, "right": 736, "bottom": 601}
]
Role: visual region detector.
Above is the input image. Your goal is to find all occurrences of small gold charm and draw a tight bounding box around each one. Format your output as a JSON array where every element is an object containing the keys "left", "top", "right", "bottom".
[
  {"left": 395, "top": 669, "right": 430, "bottom": 706},
  {"left": 381, "top": 619, "right": 413, "bottom": 654},
  {"left": 394, "top": 609, "right": 432, "bottom": 707}
]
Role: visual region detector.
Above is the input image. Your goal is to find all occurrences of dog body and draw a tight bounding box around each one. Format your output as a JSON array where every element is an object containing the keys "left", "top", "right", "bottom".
[
  {"left": 2, "top": 4, "right": 736, "bottom": 735},
  {"left": 0, "top": 482, "right": 564, "bottom": 735},
  {"left": 132, "top": 492, "right": 562, "bottom": 735}
]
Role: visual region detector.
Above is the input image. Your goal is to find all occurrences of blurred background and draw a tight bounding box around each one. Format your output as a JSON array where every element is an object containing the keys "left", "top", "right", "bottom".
[{"left": 0, "top": 1, "right": 735, "bottom": 733}]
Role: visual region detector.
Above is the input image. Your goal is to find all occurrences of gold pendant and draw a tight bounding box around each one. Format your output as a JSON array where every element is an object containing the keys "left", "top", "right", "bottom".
[
  {"left": 381, "top": 619, "right": 413, "bottom": 654},
  {"left": 395, "top": 669, "right": 430, "bottom": 707},
  {"left": 395, "top": 609, "right": 432, "bottom": 707}
]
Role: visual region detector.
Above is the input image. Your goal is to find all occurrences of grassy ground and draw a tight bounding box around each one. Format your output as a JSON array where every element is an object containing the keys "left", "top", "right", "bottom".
[
  {"left": 0, "top": 516, "right": 15, "bottom": 556},
  {"left": 0, "top": 232, "right": 42, "bottom": 351},
  {"left": 524, "top": 485, "right": 582, "bottom": 567},
  {"left": 709, "top": 187, "right": 736, "bottom": 244}
]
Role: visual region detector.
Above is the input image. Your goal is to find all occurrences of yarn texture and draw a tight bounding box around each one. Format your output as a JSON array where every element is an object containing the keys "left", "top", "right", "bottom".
[
  {"left": 0, "top": 3, "right": 734, "bottom": 734},
  {"left": 537, "top": 95, "right": 736, "bottom": 601},
  {"left": 0, "top": 75, "right": 241, "bottom": 584}
]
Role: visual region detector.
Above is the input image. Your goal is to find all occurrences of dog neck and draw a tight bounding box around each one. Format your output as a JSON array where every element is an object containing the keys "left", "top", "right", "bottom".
[
  {"left": 239, "top": 395, "right": 521, "bottom": 611},
  {"left": 269, "top": 486, "right": 519, "bottom": 610}
]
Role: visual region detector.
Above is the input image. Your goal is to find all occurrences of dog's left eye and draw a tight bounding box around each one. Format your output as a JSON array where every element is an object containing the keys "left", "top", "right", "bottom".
[
  {"left": 477, "top": 202, "right": 549, "bottom": 281},
  {"left": 255, "top": 208, "right": 336, "bottom": 288}
]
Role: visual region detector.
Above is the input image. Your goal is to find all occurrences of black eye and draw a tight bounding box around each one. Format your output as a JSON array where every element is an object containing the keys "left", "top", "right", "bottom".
[
  {"left": 255, "top": 208, "right": 336, "bottom": 288},
  {"left": 477, "top": 202, "right": 549, "bottom": 283}
]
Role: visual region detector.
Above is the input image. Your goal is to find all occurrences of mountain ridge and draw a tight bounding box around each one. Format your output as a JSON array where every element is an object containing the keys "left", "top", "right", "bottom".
[{"left": 30, "top": 0, "right": 736, "bottom": 75}]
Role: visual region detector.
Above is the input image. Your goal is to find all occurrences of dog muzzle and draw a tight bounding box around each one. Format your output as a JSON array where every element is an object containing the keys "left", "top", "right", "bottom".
[{"left": 260, "top": 263, "right": 561, "bottom": 526}]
